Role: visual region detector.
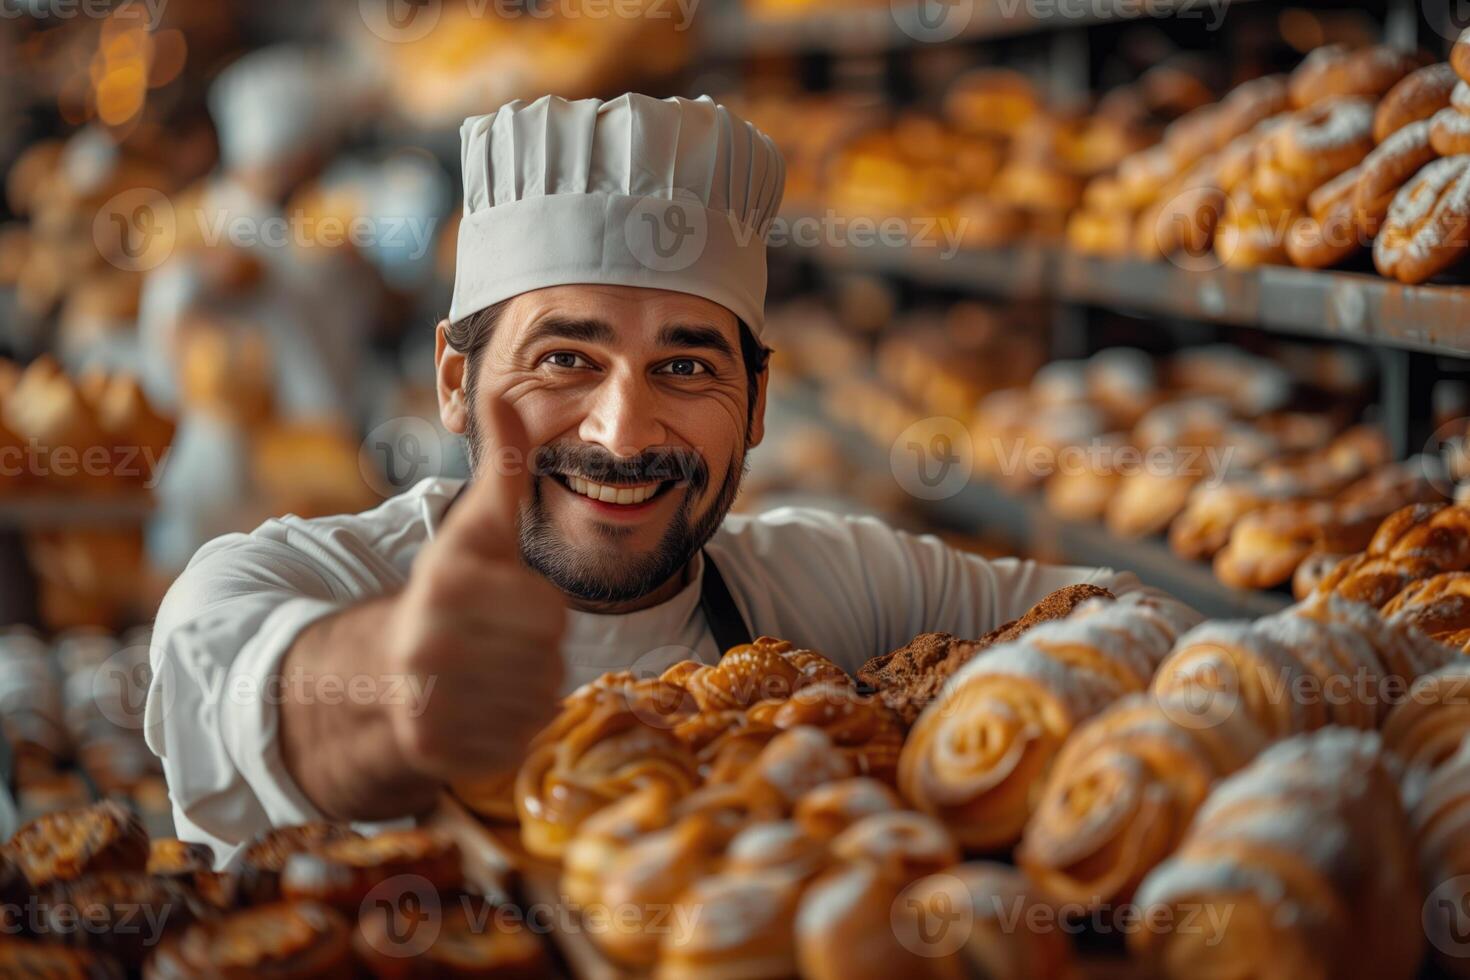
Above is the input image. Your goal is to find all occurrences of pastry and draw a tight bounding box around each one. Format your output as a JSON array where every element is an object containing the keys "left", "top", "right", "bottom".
[
  {"left": 1292, "top": 551, "right": 1350, "bottom": 599},
  {"left": 514, "top": 696, "right": 699, "bottom": 859},
  {"left": 594, "top": 815, "right": 728, "bottom": 969},
  {"left": 1289, "top": 45, "right": 1429, "bottom": 109},
  {"left": 1285, "top": 165, "right": 1363, "bottom": 267},
  {"left": 1151, "top": 620, "right": 1323, "bottom": 737},
  {"left": 1251, "top": 609, "right": 1388, "bottom": 728},
  {"left": 237, "top": 823, "right": 364, "bottom": 905},
  {"left": 857, "top": 584, "right": 1114, "bottom": 724},
  {"left": 792, "top": 779, "right": 902, "bottom": 842},
  {"left": 280, "top": 829, "right": 462, "bottom": 911},
  {"left": 827, "top": 811, "right": 958, "bottom": 885},
  {"left": 1169, "top": 480, "right": 1269, "bottom": 561},
  {"left": 655, "top": 869, "right": 806, "bottom": 980},
  {"left": 40, "top": 873, "right": 203, "bottom": 969},
  {"left": 1382, "top": 661, "right": 1470, "bottom": 771},
  {"left": 1354, "top": 119, "right": 1438, "bottom": 232},
  {"left": 722, "top": 820, "right": 829, "bottom": 879},
  {"left": 898, "top": 605, "right": 1173, "bottom": 851},
  {"left": 1375, "top": 62, "right": 1459, "bottom": 142},
  {"left": 1212, "top": 500, "right": 1337, "bottom": 589},
  {"left": 1273, "top": 97, "right": 1376, "bottom": 182},
  {"left": 748, "top": 683, "right": 905, "bottom": 782},
  {"left": 4, "top": 800, "right": 149, "bottom": 888},
  {"left": 685, "top": 637, "right": 848, "bottom": 711},
  {"left": 1433, "top": 103, "right": 1470, "bottom": 155},
  {"left": 1455, "top": 27, "right": 1470, "bottom": 84},
  {"left": 797, "top": 862, "right": 1078, "bottom": 980},
  {"left": 1131, "top": 729, "right": 1423, "bottom": 980},
  {"left": 1018, "top": 693, "right": 1268, "bottom": 908},
  {"left": 561, "top": 782, "right": 676, "bottom": 909},
  {"left": 354, "top": 893, "right": 546, "bottom": 979},
  {"left": 145, "top": 839, "right": 213, "bottom": 880},
  {"left": 0, "top": 940, "right": 122, "bottom": 979},
  {"left": 739, "top": 727, "right": 855, "bottom": 813},
  {"left": 1293, "top": 590, "right": 1457, "bottom": 689},
  {"left": 145, "top": 900, "right": 354, "bottom": 979},
  {"left": 1374, "top": 154, "right": 1470, "bottom": 284}
]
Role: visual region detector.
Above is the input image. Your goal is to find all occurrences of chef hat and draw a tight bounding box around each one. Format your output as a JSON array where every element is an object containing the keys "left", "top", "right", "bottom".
[
  {"left": 450, "top": 94, "right": 785, "bottom": 335},
  {"left": 209, "top": 46, "right": 346, "bottom": 172}
]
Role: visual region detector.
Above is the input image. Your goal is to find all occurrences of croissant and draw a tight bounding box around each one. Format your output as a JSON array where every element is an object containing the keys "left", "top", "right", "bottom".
[
  {"left": 1150, "top": 620, "right": 1324, "bottom": 738},
  {"left": 1131, "top": 729, "right": 1423, "bottom": 980},
  {"left": 514, "top": 698, "right": 699, "bottom": 859},
  {"left": 899, "top": 632, "right": 1132, "bottom": 851},
  {"left": 792, "top": 778, "right": 903, "bottom": 841},
  {"left": 1018, "top": 692, "right": 1268, "bottom": 908},
  {"left": 1382, "top": 662, "right": 1470, "bottom": 772},
  {"left": 1407, "top": 736, "right": 1470, "bottom": 977}
]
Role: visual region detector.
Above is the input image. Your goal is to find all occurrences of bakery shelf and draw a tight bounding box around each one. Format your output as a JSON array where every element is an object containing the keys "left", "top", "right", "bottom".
[
  {"left": 778, "top": 382, "right": 1291, "bottom": 620},
  {"left": 0, "top": 495, "right": 154, "bottom": 529},
  {"left": 1060, "top": 253, "right": 1470, "bottom": 357},
  {"left": 701, "top": 0, "right": 1253, "bottom": 57}
]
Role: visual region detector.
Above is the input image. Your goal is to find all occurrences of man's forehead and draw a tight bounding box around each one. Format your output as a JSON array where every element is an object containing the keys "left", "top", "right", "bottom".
[{"left": 506, "top": 284, "right": 738, "bottom": 340}]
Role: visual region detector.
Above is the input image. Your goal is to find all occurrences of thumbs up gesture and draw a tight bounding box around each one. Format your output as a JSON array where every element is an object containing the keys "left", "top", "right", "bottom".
[{"left": 384, "top": 396, "right": 567, "bottom": 781}]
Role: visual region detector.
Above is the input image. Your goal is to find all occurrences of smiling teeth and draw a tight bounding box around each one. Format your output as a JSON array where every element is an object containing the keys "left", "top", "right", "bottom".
[{"left": 569, "top": 476, "right": 658, "bottom": 504}]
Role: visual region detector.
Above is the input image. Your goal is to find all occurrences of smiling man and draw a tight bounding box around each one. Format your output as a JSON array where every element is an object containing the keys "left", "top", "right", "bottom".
[{"left": 145, "top": 94, "right": 1185, "bottom": 862}]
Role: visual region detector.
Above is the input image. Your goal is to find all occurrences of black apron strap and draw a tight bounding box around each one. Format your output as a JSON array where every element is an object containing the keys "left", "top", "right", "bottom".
[{"left": 699, "top": 549, "right": 753, "bottom": 657}]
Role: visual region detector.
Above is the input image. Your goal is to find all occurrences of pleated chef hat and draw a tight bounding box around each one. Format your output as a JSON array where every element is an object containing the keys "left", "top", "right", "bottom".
[{"left": 450, "top": 94, "right": 786, "bottom": 335}]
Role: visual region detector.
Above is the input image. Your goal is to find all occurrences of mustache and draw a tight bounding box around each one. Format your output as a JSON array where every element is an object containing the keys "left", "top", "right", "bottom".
[{"left": 530, "top": 443, "right": 708, "bottom": 491}]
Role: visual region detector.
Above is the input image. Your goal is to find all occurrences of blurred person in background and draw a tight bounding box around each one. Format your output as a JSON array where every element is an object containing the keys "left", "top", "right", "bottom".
[{"left": 146, "top": 93, "right": 1189, "bottom": 863}]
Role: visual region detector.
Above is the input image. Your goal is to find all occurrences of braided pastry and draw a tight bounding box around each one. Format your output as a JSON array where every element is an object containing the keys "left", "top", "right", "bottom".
[
  {"left": 1375, "top": 62, "right": 1459, "bottom": 142},
  {"left": 1382, "top": 662, "right": 1470, "bottom": 771},
  {"left": 4, "top": 800, "right": 149, "bottom": 889},
  {"left": 1018, "top": 692, "right": 1267, "bottom": 909},
  {"left": 1384, "top": 503, "right": 1470, "bottom": 567},
  {"left": 1293, "top": 550, "right": 1349, "bottom": 600},
  {"left": 1322, "top": 555, "right": 1442, "bottom": 608},
  {"left": 1131, "top": 729, "right": 1423, "bottom": 980},
  {"left": 1382, "top": 570, "right": 1470, "bottom": 638},
  {"left": 900, "top": 606, "right": 1174, "bottom": 850},
  {"left": 797, "top": 863, "right": 1079, "bottom": 980},
  {"left": 748, "top": 683, "right": 906, "bottom": 782},
  {"left": 686, "top": 637, "right": 848, "bottom": 711},
  {"left": 147, "top": 901, "right": 353, "bottom": 979},
  {"left": 514, "top": 697, "right": 699, "bottom": 859},
  {"left": 1374, "top": 154, "right": 1470, "bottom": 284}
]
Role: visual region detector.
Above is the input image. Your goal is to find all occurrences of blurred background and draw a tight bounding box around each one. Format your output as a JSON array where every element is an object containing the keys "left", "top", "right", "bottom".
[{"left": 0, "top": 0, "right": 1466, "bottom": 830}]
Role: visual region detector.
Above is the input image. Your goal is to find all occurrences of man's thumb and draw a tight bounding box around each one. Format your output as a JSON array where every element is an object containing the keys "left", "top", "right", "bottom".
[{"left": 445, "top": 395, "right": 533, "bottom": 553}]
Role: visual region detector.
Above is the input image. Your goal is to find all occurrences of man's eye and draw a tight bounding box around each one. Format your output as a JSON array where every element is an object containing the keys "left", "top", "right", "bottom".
[
  {"left": 544, "top": 352, "right": 587, "bottom": 369},
  {"left": 659, "top": 359, "right": 707, "bottom": 377}
]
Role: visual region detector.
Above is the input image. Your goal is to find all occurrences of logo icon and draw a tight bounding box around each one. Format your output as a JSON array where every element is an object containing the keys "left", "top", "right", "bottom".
[
  {"left": 891, "top": 417, "right": 973, "bottom": 501},
  {"left": 91, "top": 644, "right": 157, "bottom": 731},
  {"left": 1420, "top": 417, "right": 1467, "bottom": 500},
  {"left": 892, "top": 0, "right": 976, "bottom": 43},
  {"left": 624, "top": 191, "right": 709, "bottom": 273},
  {"left": 93, "top": 188, "right": 176, "bottom": 272},
  {"left": 1155, "top": 649, "right": 1243, "bottom": 732},
  {"left": 1426, "top": 874, "right": 1470, "bottom": 957},
  {"left": 360, "top": 0, "right": 442, "bottom": 43},
  {"left": 360, "top": 416, "right": 444, "bottom": 498},
  {"left": 359, "top": 875, "right": 442, "bottom": 958},
  {"left": 892, "top": 873, "right": 973, "bottom": 958}
]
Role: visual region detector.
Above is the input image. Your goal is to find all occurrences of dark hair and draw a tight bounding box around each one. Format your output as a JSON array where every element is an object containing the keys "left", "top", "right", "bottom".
[{"left": 445, "top": 300, "right": 772, "bottom": 428}]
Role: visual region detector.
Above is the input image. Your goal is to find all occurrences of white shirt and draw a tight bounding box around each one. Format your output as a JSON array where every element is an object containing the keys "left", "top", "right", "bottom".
[{"left": 145, "top": 477, "right": 1157, "bottom": 865}]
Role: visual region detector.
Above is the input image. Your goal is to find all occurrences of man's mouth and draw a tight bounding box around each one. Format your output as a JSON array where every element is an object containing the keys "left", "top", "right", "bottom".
[{"left": 550, "top": 473, "right": 679, "bottom": 507}]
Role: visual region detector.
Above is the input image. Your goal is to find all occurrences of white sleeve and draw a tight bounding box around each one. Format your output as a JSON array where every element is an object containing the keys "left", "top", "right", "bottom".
[{"left": 144, "top": 532, "right": 348, "bottom": 859}]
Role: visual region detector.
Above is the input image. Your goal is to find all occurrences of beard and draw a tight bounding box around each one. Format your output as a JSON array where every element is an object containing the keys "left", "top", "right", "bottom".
[{"left": 465, "top": 414, "right": 748, "bottom": 603}]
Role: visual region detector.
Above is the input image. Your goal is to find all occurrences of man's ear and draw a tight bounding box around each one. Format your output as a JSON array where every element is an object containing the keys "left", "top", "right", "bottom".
[
  {"left": 747, "top": 361, "right": 769, "bottom": 449},
  {"left": 434, "top": 319, "right": 469, "bottom": 435}
]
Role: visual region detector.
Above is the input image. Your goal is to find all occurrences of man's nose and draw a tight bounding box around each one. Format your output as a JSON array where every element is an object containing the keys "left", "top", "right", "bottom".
[{"left": 577, "top": 371, "right": 669, "bottom": 457}]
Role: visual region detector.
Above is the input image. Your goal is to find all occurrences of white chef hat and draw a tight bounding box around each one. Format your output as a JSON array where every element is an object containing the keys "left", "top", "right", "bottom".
[
  {"left": 450, "top": 94, "right": 785, "bottom": 335},
  {"left": 209, "top": 46, "right": 346, "bottom": 172}
]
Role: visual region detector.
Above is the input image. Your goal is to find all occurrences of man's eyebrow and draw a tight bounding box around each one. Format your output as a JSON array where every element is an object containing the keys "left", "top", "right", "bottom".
[
  {"left": 520, "top": 316, "right": 617, "bottom": 347},
  {"left": 657, "top": 323, "right": 737, "bottom": 360}
]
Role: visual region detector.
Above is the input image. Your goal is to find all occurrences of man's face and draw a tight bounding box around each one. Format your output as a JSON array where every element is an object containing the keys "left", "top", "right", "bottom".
[{"left": 436, "top": 285, "right": 766, "bottom": 604}]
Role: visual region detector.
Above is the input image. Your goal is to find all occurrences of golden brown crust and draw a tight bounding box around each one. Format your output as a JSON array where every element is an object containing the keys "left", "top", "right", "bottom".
[
  {"left": 353, "top": 894, "right": 546, "bottom": 979},
  {"left": 280, "top": 829, "right": 462, "bottom": 912},
  {"left": 1375, "top": 63, "right": 1459, "bottom": 142},
  {"left": 1374, "top": 155, "right": 1470, "bottom": 284},
  {"left": 237, "top": 823, "right": 364, "bottom": 905},
  {"left": 3, "top": 800, "right": 149, "bottom": 889},
  {"left": 145, "top": 900, "right": 354, "bottom": 980}
]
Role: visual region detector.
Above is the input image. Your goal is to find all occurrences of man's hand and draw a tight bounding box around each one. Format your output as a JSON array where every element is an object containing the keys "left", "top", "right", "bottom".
[
  {"left": 384, "top": 396, "right": 567, "bottom": 780},
  {"left": 279, "top": 396, "right": 565, "bottom": 821}
]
